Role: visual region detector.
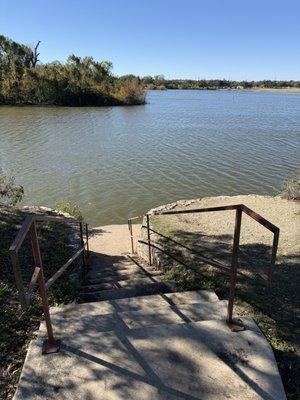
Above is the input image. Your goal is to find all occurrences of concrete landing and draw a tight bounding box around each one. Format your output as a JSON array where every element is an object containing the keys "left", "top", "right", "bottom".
[
  {"left": 13, "top": 225, "right": 286, "bottom": 399},
  {"left": 42, "top": 299, "right": 229, "bottom": 334},
  {"left": 51, "top": 290, "right": 220, "bottom": 316},
  {"left": 14, "top": 313, "right": 286, "bottom": 399}
]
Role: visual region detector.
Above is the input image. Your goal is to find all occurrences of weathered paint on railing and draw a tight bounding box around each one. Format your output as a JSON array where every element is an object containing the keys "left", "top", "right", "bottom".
[
  {"left": 128, "top": 203, "right": 280, "bottom": 332},
  {"left": 9, "top": 214, "right": 89, "bottom": 354}
]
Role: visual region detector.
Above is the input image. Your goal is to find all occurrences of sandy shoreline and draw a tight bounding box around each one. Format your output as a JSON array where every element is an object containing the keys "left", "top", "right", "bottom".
[{"left": 249, "top": 87, "right": 300, "bottom": 93}]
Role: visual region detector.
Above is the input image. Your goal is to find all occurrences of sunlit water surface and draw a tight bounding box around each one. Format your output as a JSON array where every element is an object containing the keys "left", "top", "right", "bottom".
[{"left": 1, "top": 90, "right": 299, "bottom": 226}]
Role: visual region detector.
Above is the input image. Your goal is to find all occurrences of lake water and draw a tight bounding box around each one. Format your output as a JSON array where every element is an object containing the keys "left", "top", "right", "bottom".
[{"left": 0, "top": 90, "right": 299, "bottom": 226}]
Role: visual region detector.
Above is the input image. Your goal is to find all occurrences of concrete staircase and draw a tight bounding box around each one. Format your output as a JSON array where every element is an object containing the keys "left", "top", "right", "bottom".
[
  {"left": 14, "top": 225, "right": 286, "bottom": 400},
  {"left": 79, "top": 253, "right": 176, "bottom": 302}
]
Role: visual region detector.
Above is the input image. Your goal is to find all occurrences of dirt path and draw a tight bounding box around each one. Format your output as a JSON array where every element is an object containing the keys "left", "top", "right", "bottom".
[{"left": 89, "top": 224, "right": 141, "bottom": 256}]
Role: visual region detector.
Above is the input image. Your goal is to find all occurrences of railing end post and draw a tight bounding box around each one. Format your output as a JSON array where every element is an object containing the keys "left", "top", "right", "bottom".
[
  {"left": 85, "top": 222, "right": 90, "bottom": 260},
  {"left": 42, "top": 339, "right": 61, "bottom": 355},
  {"left": 226, "top": 207, "right": 243, "bottom": 330},
  {"left": 226, "top": 317, "right": 245, "bottom": 332},
  {"left": 128, "top": 219, "right": 135, "bottom": 254},
  {"left": 146, "top": 214, "right": 152, "bottom": 266},
  {"left": 79, "top": 222, "right": 86, "bottom": 278},
  {"left": 267, "top": 227, "right": 280, "bottom": 281}
]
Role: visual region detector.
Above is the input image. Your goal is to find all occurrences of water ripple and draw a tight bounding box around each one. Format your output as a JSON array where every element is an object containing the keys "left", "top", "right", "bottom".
[{"left": 1, "top": 90, "right": 300, "bottom": 225}]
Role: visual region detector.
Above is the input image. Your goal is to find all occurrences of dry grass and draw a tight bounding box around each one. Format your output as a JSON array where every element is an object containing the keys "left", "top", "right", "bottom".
[
  {"left": 115, "top": 78, "right": 146, "bottom": 105},
  {"left": 281, "top": 171, "right": 300, "bottom": 200}
]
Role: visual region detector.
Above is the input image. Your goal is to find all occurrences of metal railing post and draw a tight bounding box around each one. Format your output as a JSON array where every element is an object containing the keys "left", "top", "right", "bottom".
[
  {"left": 30, "top": 220, "right": 60, "bottom": 354},
  {"left": 268, "top": 229, "right": 279, "bottom": 280},
  {"left": 146, "top": 214, "right": 152, "bottom": 266},
  {"left": 128, "top": 219, "right": 134, "bottom": 254},
  {"left": 79, "top": 222, "right": 86, "bottom": 279},
  {"left": 227, "top": 206, "right": 244, "bottom": 332},
  {"left": 85, "top": 223, "right": 90, "bottom": 259}
]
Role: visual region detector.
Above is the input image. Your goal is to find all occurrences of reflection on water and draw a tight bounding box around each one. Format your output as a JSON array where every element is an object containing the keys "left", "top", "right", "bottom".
[{"left": 0, "top": 90, "right": 299, "bottom": 226}]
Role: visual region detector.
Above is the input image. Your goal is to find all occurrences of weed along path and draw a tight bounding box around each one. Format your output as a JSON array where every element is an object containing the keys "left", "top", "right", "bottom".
[{"left": 13, "top": 196, "right": 291, "bottom": 399}]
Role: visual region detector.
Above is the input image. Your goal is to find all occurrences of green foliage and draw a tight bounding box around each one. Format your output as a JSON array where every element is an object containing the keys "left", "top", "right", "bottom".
[
  {"left": 0, "top": 169, "right": 24, "bottom": 205},
  {"left": 0, "top": 35, "right": 145, "bottom": 106},
  {"left": 115, "top": 76, "right": 146, "bottom": 104},
  {"left": 55, "top": 201, "right": 83, "bottom": 220}
]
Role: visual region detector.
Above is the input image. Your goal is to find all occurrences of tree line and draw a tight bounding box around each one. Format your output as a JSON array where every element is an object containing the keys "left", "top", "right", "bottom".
[
  {"left": 1, "top": 35, "right": 299, "bottom": 107},
  {"left": 0, "top": 35, "right": 145, "bottom": 106},
  {"left": 141, "top": 75, "right": 300, "bottom": 90}
]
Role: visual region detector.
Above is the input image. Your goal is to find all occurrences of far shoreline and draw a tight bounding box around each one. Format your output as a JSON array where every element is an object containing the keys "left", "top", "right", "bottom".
[
  {"left": 1, "top": 87, "right": 300, "bottom": 108},
  {"left": 150, "top": 87, "right": 300, "bottom": 93},
  {"left": 248, "top": 87, "right": 300, "bottom": 93}
]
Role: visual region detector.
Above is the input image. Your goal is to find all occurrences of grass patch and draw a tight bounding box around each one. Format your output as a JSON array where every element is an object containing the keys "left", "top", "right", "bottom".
[
  {"left": 55, "top": 201, "right": 83, "bottom": 221},
  {"left": 0, "top": 206, "right": 81, "bottom": 399},
  {"left": 151, "top": 216, "right": 300, "bottom": 399},
  {"left": 281, "top": 171, "right": 300, "bottom": 200}
]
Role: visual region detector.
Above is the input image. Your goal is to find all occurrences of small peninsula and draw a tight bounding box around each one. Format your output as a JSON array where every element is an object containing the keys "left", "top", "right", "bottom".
[
  {"left": 0, "top": 35, "right": 145, "bottom": 106},
  {"left": 1, "top": 35, "right": 299, "bottom": 108}
]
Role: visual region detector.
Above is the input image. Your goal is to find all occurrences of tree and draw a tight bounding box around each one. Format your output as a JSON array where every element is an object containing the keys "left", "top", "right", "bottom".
[
  {"left": 0, "top": 35, "right": 145, "bottom": 106},
  {"left": 31, "top": 40, "right": 41, "bottom": 67}
]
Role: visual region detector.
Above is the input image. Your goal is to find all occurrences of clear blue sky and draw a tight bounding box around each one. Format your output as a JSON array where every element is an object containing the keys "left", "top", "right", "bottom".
[{"left": 1, "top": 0, "right": 300, "bottom": 80}]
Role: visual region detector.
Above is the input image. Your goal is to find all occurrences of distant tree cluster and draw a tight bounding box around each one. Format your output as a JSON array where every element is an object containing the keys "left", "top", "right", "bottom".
[
  {"left": 0, "top": 35, "right": 145, "bottom": 106},
  {"left": 140, "top": 75, "right": 300, "bottom": 90}
]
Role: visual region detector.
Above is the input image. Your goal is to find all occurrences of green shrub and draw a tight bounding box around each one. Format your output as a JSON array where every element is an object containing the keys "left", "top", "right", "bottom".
[
  {"left": 0, "top": 35, "right": 145, "bottom": 106},
  {"left": 0, "top": 169, "right": 24, "bottom": 205},
  {"left": 115, "top": 77, "right": 146, "bottom": 105},
  {"left": 55, "top": 201, "right": 83, "bottom": 220},
  {"left": 281, "top": 171, "right": 300, "bottom": 200}
]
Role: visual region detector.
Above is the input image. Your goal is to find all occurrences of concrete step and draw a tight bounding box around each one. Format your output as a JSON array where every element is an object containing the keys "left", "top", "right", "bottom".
[
  {"left": 17, "top": 317, "right": 286, "bottom": 400},
  {"left": 85, "top": 269, "right": 163, "bottom": 284},
  {"left": 87, "top": 255, "right": 161, "bottom": 275},
  {"left": 45, "top": 300, "right": 229, "bottom": 335},
  {"left": 79, "top": 281, "right": 177, "bottom": 302},
  {"left": 87, "top": 262, "right": 146, "bottom": 275},
  {"left": 52, "top": 290, "right": 220, "bottom": 316},
  {"left": 85, "top": 271, "right": 147, "bottom": 284},
  {"left": 81, "top": 275, "right": 165, "bottom": 292},
  {"left": 128, "top": 255, "right": 164, "bottom": 274}
]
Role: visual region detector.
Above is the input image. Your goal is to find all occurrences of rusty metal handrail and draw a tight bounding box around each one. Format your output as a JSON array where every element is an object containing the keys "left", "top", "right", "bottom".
[
  {"left": 9, "top": 214, "right": 89, "bottom": 354},
  {"left": 130, "top": 203, "right": 279, "bottom": 332},
  {"left": 151, "top": 203, "right": 279, "bottom": 278},
  {"left": 129, "top": 204, "right": 279, "bottom": 262},
  {"left": 142, "top": 226, "right": 232, "bottom": 272},
  {"left": 128, "top": 214, "right": 144, "bottom": 254}
]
